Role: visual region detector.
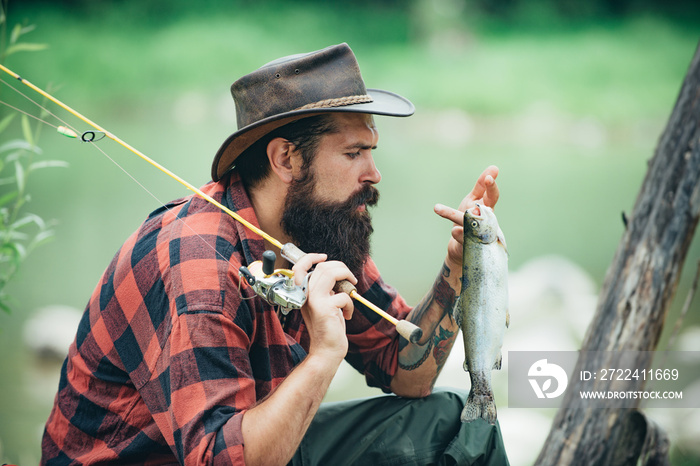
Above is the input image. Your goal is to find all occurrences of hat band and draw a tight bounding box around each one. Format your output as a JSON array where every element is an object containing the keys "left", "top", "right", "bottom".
[{"left": 295, "top": 94, "right": 373, "bottom": 111}]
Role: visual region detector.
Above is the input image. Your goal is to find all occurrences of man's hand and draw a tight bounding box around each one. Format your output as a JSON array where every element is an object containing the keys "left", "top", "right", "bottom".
[
  {"left": 433, "top": 165, "right": 500, "bottom": 269},
  {"left": 292, "top": 253, "right": 356, "bottom": 363},
  {"left": 390, "top": 166, "right": 500, "bottom": 397}
]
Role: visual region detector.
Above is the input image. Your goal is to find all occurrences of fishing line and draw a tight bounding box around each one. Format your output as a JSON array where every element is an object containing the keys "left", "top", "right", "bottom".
[
  {"left": 0, "top": 98, "right": 60, "bottom": 129},
  {"left": 85, "top": 139, "right": 237, "bottom": 266},
  {"left": 0, "top": 76, "right": 235, "bottom": 268},
  {"left": 0, "top": 77, "right": 104, "bottom": 142},
  {"left": 0, "top": 76, "right": 75, "bottom": 132}
]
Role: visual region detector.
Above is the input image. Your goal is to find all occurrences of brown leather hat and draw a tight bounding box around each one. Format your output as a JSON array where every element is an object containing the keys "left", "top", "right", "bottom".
[{"left": 211, "top": 43, "right": 414, "bottom": 181}]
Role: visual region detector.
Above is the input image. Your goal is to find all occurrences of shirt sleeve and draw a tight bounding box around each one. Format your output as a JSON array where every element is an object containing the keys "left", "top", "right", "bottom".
[
  {"left": 344, "top": 258, "right": 412, "bottom": 392},
  {"left": 161, "top": 305, "right": 254, "bottom": 464}
]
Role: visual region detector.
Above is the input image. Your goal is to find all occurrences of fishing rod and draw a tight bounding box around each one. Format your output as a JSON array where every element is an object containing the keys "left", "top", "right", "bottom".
[{"left": 0, "top": 63, "right": 423, "bottom": 343}]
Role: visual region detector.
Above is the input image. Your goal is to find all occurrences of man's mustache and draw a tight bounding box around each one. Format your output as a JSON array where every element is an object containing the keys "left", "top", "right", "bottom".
[{"left": 347, "top": 184, "right": 379, "bottom": 209}]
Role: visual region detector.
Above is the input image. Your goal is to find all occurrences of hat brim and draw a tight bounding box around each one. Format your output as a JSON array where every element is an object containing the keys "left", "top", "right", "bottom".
[{"left": 211, "top": 88, "right": 414, "bottom": 181}]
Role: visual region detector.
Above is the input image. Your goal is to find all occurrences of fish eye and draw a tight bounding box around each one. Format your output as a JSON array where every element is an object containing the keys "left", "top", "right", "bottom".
[{"left": 470, "top": 220, "right": 478, "bottom": 228}]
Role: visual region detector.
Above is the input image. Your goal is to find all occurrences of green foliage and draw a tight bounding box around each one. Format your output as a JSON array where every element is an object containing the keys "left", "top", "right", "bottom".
[{"left": 0, "top": 3, "right": 62, "bottom": 312}]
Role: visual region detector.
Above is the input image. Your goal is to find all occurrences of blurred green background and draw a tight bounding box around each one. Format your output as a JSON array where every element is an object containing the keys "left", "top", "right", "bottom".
[{"left": 0, "top": 0, "right": 699, "bottom": 464}]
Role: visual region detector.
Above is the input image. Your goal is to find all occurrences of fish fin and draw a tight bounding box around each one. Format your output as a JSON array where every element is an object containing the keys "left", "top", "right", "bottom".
[
  {"left": 496, "top": 228, "right": 508, "bottom": 257},
  {"left": 461, "top": 391, "right": 497, "bottom": 424},
  {"left": 506, "top": 310, "right": 510, "bottom": 328},
  {"left": 463, "top": 360, "right": 469, "bottom": 372},
  {"left": 493, "top": 353, "right": 502, "bottom": 370}
]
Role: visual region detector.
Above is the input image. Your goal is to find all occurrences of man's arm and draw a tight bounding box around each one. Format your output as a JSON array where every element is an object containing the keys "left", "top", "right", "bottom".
[
  {"left": 242, "top": 255, "right": 355, "bottom": 466},
  {"left": 241, "top": 350, "right": 341, "bottom": 465},
  {"left": 390, "top": 261, "right": 460, "bottom": 397},
  {"left": 390, "top": 166, "right": 500, "bottom": 397}
]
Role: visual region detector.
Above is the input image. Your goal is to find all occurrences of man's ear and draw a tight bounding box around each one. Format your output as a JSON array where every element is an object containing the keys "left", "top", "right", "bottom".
[{"left": 267, "top": 137, "right": 295, "bottom": 184}]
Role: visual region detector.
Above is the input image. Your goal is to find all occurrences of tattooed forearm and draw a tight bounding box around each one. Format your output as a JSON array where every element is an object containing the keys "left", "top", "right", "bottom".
[
  {"left": 398, "top": 263, "right": 460, "bottom": 371},
  {"left": 407, "top": 262, "right": 457, "bottom": 335}
]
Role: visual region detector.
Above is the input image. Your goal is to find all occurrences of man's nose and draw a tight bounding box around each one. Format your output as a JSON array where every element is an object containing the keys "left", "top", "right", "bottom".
[{"left": 361, "top": 154, "right": 381, "bottom": 185}]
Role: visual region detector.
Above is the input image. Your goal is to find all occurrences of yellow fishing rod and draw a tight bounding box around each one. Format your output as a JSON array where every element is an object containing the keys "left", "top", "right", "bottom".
[{"left": 0, "top": 63, "right": 423, "bottom": 343}]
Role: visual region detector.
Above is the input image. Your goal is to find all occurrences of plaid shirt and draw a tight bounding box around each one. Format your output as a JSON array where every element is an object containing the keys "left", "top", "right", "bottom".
[{"left": 41, "top": 173, "right": 411, "bottom": 465}]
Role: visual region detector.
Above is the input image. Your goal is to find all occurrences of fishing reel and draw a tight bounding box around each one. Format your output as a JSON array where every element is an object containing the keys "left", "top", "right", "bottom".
[{"left": 239, "top": 250, "right": 308, "bottom": 315}]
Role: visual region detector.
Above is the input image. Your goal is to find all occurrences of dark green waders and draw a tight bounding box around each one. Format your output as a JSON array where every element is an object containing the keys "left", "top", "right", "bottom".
[{"left": 289, "top": 387, "right": 510, "bottom": 466}]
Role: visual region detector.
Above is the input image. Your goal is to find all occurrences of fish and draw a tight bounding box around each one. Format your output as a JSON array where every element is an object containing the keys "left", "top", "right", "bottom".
[{"left": 454, "top": 203, "right": 509, "bottom": 424}]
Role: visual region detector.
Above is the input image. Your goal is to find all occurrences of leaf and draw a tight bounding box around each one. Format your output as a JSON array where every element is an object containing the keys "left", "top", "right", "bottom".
[
  {"left": 11, "top": 212, "right": 45, "bottom": 231},
  {"left": 0, "top": 241, "right": 24, "bottom": 263},
  {"left": 0, "top": 298, "right": 11, "bottom": 314},
  {"left": 0, "top": 190, "right": 18, "bottom": 207},
  {"left": 9, "top": 23, "right": 22, "bottom": 44},
  {"left": 0, "top": 114, "right": 15, "bottom": 134},
  {"left": 5, "top": 151, "right": 25, "bottom": 163},
  {"left": 28, "top": 229, "right": 55, "bottom": 251},
  {"left": 14, "top": 242, "right": 27, "bottom": 260},
  {"left": 0, "top": 139, "right": 36, "bottom": 154},
  {"left": 19, "top": 25, "right": 37, "bottom": 36},
  {"left": 6, "top": 230, "right": 28, "bottom": 241},
  {"left": 7, "top": 23, "right": 38, "bottom": 45},
  {"left": 21, "top": 115, "right": 33, "bottom": 147},
  {"left": 14, "top": 159, "right": 25, "bottom": 193},
  {"left": 29, "top": 160, "right": 69, "bottom": 172},
  {"left": 5, "top": 42, "right": 49, "bottom": 56}
]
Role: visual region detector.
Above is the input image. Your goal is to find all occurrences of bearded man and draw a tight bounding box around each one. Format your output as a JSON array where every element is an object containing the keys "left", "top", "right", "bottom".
[{"left": 41, "top": 43, "right": 509, "bottom": 465}]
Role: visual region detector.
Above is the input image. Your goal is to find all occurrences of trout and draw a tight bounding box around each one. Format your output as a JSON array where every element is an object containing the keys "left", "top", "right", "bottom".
[{"left": 454, "top": 203, "right": 509, "bottom": 424}]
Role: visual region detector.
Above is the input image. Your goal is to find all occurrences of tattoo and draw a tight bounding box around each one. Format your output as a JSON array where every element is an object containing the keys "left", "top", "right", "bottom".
[
  {"left": 408, "top": 297, "right": 432, "bottom": 333},
  {"left": 442, "top": 262, "right": 451, "bottom": 277},
  {"left": 398, "top": 324, "right": 457, "bottom": 372},
  {"left": 432, "top": 326, "right": 456, "bottom": 372},
  {"left": 398, "top": 339, "right": 433, "bottom": 371},
  {"left": 434, "top": 264, "right": 456, "bottom": 310},
  {"left": 397, "top": 262, "right": 459, "bottom": 371},
  {"left": 407, "top": 263, "right": 456, "bottom": 337}
]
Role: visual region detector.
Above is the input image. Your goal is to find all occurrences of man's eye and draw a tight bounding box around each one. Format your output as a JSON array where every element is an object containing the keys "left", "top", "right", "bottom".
[{"left": 346, "top": 151, "right": 361, "bottom": 159}]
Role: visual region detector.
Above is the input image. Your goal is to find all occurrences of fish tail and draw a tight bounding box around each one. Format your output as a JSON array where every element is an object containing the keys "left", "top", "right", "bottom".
[{"left": 460, "top": 391, "right": 497, "bottom": 425}]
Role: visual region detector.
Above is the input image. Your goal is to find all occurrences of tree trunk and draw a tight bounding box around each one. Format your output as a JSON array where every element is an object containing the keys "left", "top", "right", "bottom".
[{"left": 535, "top": 40, "right": 700, "bottom": 465}]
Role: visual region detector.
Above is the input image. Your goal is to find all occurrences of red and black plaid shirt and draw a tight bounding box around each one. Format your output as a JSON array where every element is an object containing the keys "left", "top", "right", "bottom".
[{"left": 41, "top": 173, "right": 411, "bottom": 465}]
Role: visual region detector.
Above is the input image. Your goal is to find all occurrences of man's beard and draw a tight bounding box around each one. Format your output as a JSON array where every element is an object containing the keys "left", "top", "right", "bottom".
[{"left": 281, "top": 173, "right": 379, "bottom": 277}]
